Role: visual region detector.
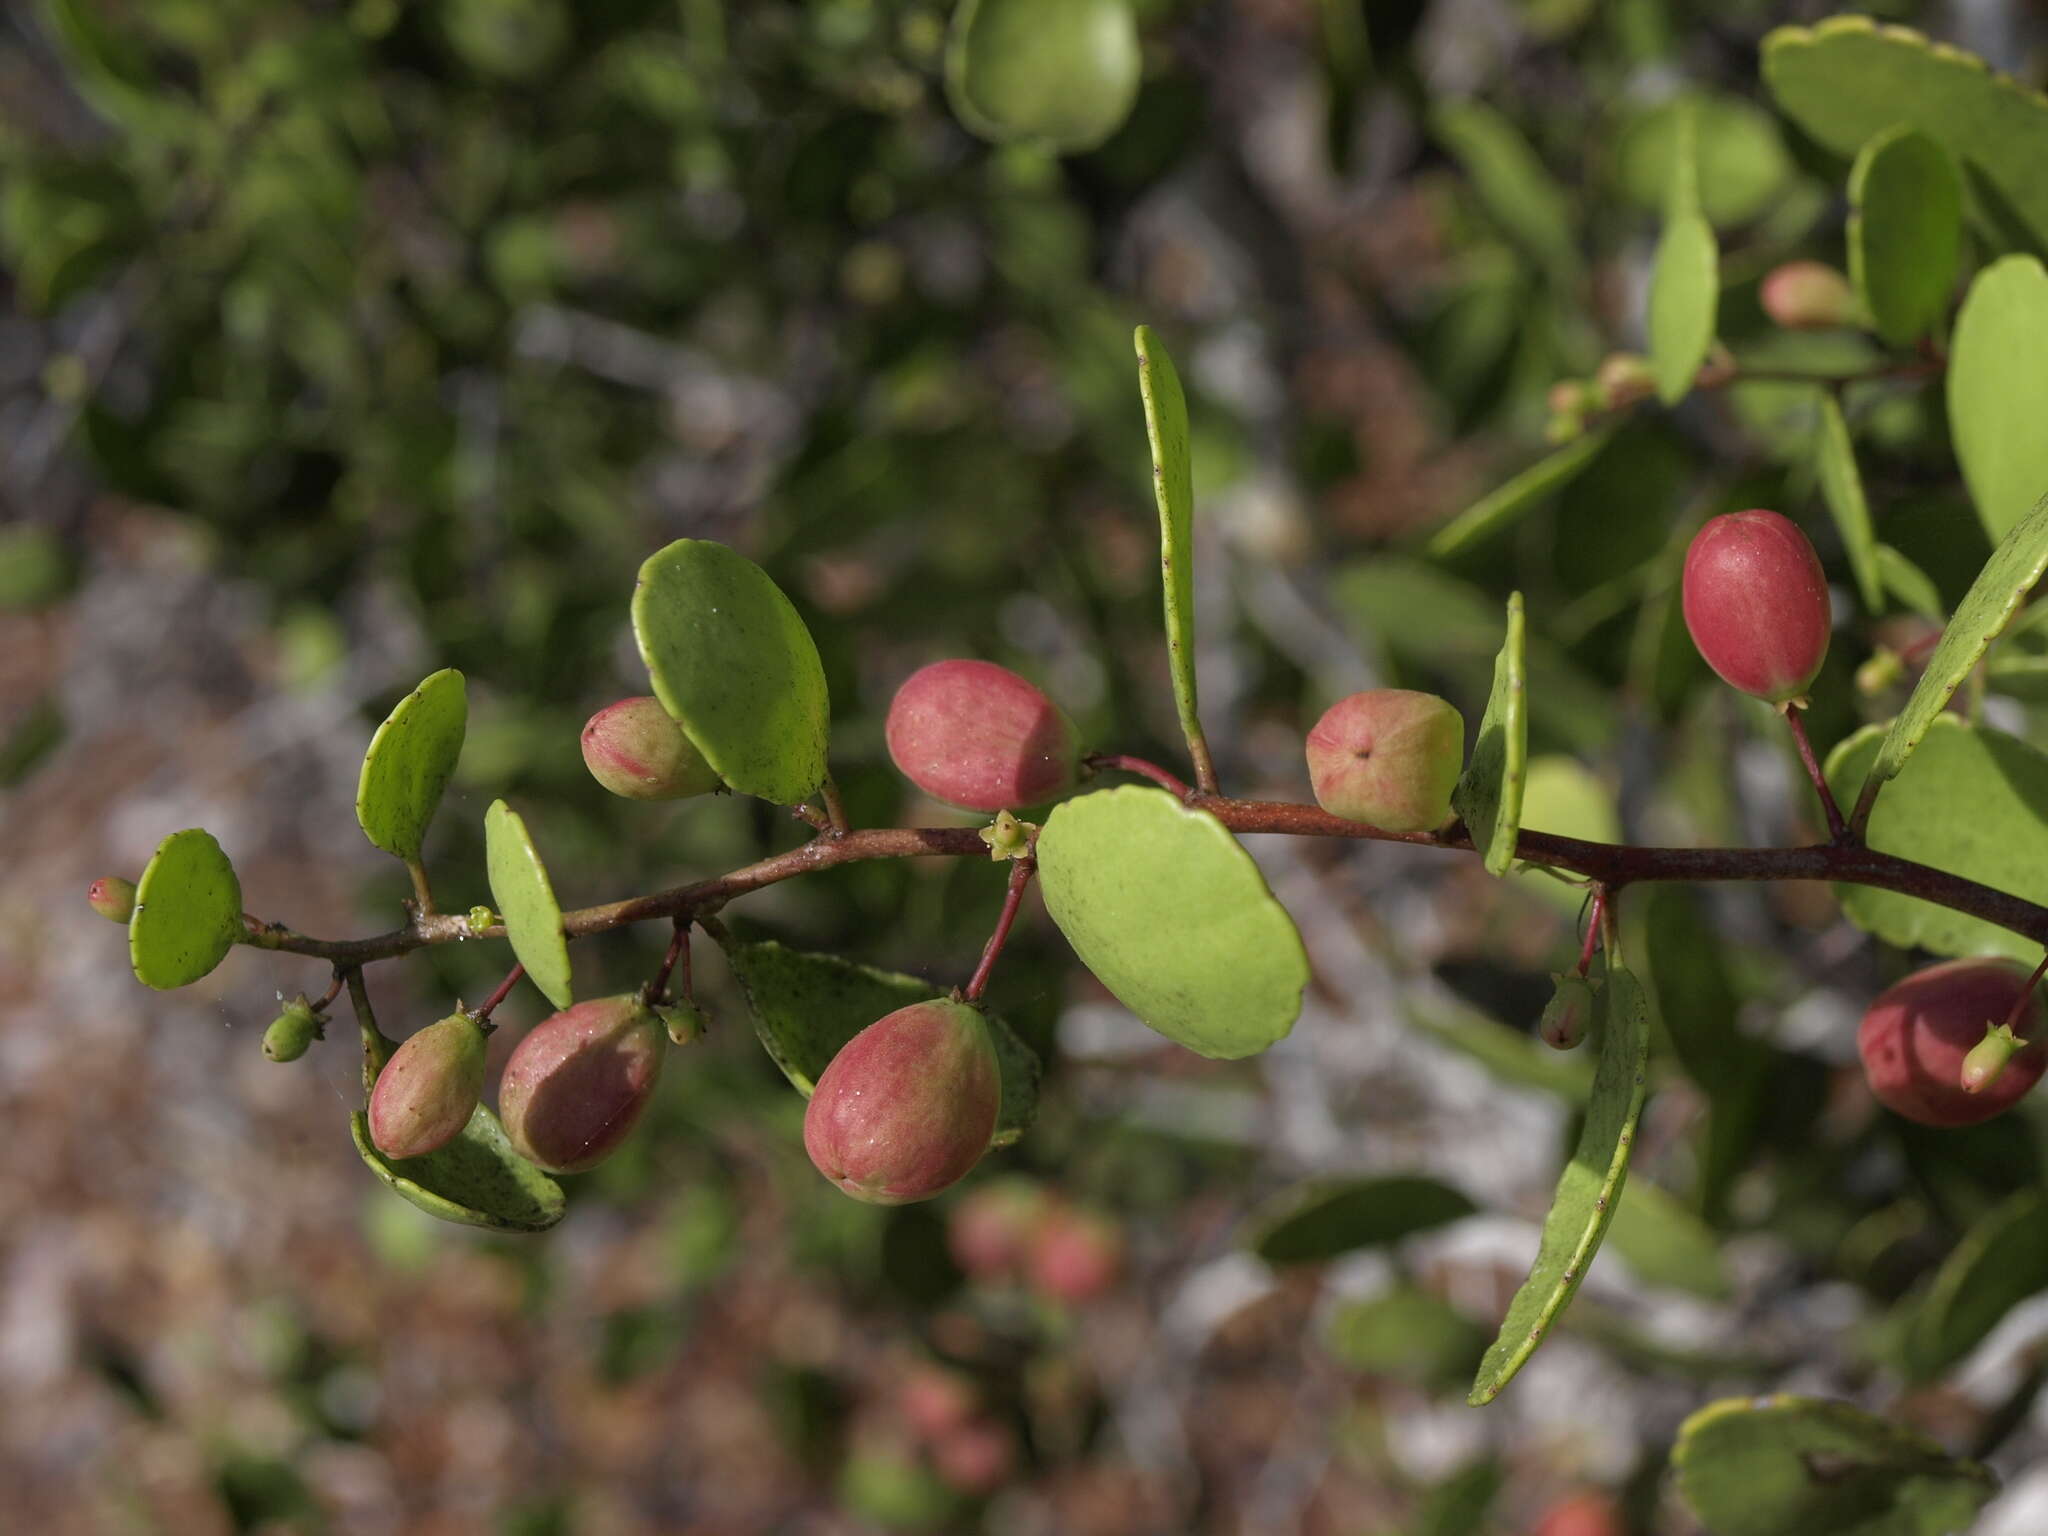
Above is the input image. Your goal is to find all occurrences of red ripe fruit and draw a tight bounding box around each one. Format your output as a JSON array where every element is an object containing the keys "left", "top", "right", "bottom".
[
  {"left": 1026, "top": 1205, "right": 1123, "bottom": 1304},
  {"left": 88, "top": 876, "right": 138, "bottom": 923},
  {"left": 804, "top": 999, "right": 1001, "bottom": 1204},
  {"left": 885, "top": 660, "right": 1081, "bottom": 813},
  {"left": 580, "top": 696, "right": 722, "bottom": 800},
  {"left": 1680, "top": 510, "right": 1832, "bottom": 704},
  {"left": 369, "top": 1012, "right": 488, "bottom": 1159},
  {"left": 1305, "top": 689, "right": 1464, "bottom": 832},
  {"left": 498, "top": 995, "right": 667, "bottom": 1172},
  {"left": 1532, "top": 1490, "right": 1625, "bottom": 1536},
  {"left": 1858, "top": 958, "right": 2048, "bottom": 1127}
]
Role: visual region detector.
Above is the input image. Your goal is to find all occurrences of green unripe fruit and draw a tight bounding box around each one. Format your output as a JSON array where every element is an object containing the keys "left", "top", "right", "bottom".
[
  {"left": 1961, "top": 1022, "right": 2026, "bottom": 1096},
  {"left": 580, "top": 695, "right": 723, "bottom": 800},
  {"left": 653, "top": 997, "right": 708, "bottom": 1046},
  {"left": 1305, "top": 689, "right": 1465, "bottom": 832},
  {"left": 262, "top": 997, "right": 323, "bottom": 1062},
  {"left": 498, "top": 995, "right": 666, "bottom": 1173},
  {"left": 1760, "top": 260, "right": 1856, "bottom": 331},
  {"left": 1539, "top": 975, "right": 1596, "bottom": 1051},
  {"left": 88, "top": 876, "right": 137, "bottom": 923},
  {"left": 368, "top": 1012, "right": 489, "bottom": 1159}
]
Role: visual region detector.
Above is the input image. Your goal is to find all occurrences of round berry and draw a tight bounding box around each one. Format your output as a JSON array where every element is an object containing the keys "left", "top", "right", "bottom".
[
  {"left": 369, "top": 1012, "right": 488, "bottom": 1159},
  {"left": 580, "top": 696, "right": 722, "bottom": 800},
  {"left": 1858, "top": 958, "right": 2048, "bottom": 1127},
  {"left": 1760, "top": 261, "right": 1856, "bottom": 331},
  {"left": 1305, "top": 689, "right": 1464, "bottom": 832},
  {"left": 885, "top": 660, "right": 1080, "bottom": 813},
  {"left": 1681, "top": 510, "right": 1831, "bottom": 704}
]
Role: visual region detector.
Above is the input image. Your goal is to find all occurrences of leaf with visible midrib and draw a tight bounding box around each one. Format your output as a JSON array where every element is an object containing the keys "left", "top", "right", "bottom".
[
  {"left": 1468, "top": 967, "right": 1650, "bottom": 1405},
  {"left": 1648, "top": 104, "right": 1717, "bottom": 405},
  {"left": 1246, "top": 1175, "right": 1475, "bottom": 1265},
  {"left": 1849, "top": 126, "right": 1961, "bottom": 347},
  {"left": 1948, "top": 258, "right": 2048, "bottom": 542},
  {"left": 1451, "top": 592, "right": 1526, "bottom": 876},
  {"left": 129, "top": 828, "right": 243, "bottom": 990}
]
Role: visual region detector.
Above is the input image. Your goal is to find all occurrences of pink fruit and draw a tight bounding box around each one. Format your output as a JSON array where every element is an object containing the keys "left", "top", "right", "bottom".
[
  {"left": 87, "top": 876, "right": 137, "bottom": 923},
  {"left": 1760, "top": 261, "right": 1856, "bottom": 330},
  {"left": 369, "top": 1012, "right": 488, "bottom": 1159},
  {"left": 884, "top": 660, "right": 1080, "bottom": 813},
  {"left": 1305, "top": 689, "right": 1464, "bottom": 832},
  {"left": 580, "top": 696, "right": 722, "bottom": 800},
  {"left": 1680, "top": 510, "right": 1831, "bottom": 704},
  {"left": 499, "top": 995, "right": 667, "bottom": 1172},
  {"left": 804, "top": 999, "right": 1001, "bottom": 1205},
  {"left": 1539, "top": 975, "right": 1596, "bottom": 1052},
  {"left": 1026, "top": 1205, "right": 1122, "bottom": 1304},
  {"left": 1532, "top": 1490, "right": 1624, "bottom": 1536},
  {"left": 1858, "top": 959, "right": 2048, "bottom": 1127},
  {"left": 929, "top": 1419, "right": 1016, "bottom": 1497},
  {"left": 947, "top": 1177, "right": 1050, "bottom": 1279},
  {"left": 899, "top": 1367, "right": 978, "bottom": 1442}
]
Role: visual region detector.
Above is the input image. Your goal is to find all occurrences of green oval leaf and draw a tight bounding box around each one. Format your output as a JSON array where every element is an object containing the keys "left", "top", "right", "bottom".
[
  {"left": 1037, "top": 786, "right": 1308, "bottom": 1060},
  {"left": 1849, "top": 126, "right": 1962, "bottom": 347},
  {"left": 355, "top": 667, "right": 467, "bottom": 863},
  {"left": 483, "top": 799, "right": 574, "bottom": 1010},
  {"left": 350, "top": 1105, "right": 565, "bottom": 1233},
  {"left": 1424, "top": 431, "right": 1612, "bottom": 559},
  {"left": 944, "top": 0, "right": 1141, "bottom": 154},
  {"left": 1245, "top": 1175, "right": 1475, "bottom": 1266},
  {"left": 1468, "top": 966, "right": 1649, "bottom": 1405},
  {"left": 1673, "top": 1394, "right": 1997, "bottom": 1536},
  {"left": 1431, "top": 99, "right": 1578, "bottom": 284},
  {"left": 1615, "top": 93, "right": 1792, "bottom": 229},
  {"left": 1828, "top": 717, "right": 2048, "bottom": 962},
  {"left": 631, "top": 539, "right": 830, "bottom": 806},
  {"left": 1650, "top": 213, "right": 1717, "bottom": 405},
  {"left": 1854, "top": 492, "right": 2048, "bottom": 803},
  {"left": 1815, "top": 396, "right": 1883, "bottom": 614},
  {"left": 715, "top": 936, "right": 1040, "bottom": 1147},
  {"left": 129, "top": 828, "right": 243, "bottom": 990},
  {"left": 1764, "top": 15, "right": 2048, "bottom": 257},
  {"left": 1134, "top": 325, "right": 1211, "bottom": 785},
  {"left": 1451, "top": 592, "right": 1526, "bottom": 877},
  {"left": 1901, "top": 1187, "right": 2048, "bottom": 1384},
  {"left": 1322, "top": 1289, "right": 1488, "bottom": 1385},
  {"left": 1949, "top": 257, "right": 2048, "bottom": 542}
]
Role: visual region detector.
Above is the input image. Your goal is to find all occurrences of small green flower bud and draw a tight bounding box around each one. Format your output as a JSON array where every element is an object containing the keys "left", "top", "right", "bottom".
[
  {"left": 262, "top": 997, "right": 323, "bottom": 1062},
  {"left": 369, "top": 1012, "right": 489, "bottom": 1159},
  {"left": 1962, "top": 1022, "right": 2026, "bottom": 1096},
  {"left": 978, "top": 809, "right": 1036, "bottom": 862},
  {"left": 1760, "top": 261, "right": 1857, "bottom": 331},
  {"left": 1856, "top": 648, "right": 1904, "bottom": 696},
  {"left": 88, "top": 876, "right": 137, "bottom": 923},
  {"left": 1593, "top": 353, "right": 1656, "bottom": 410},
  {"left": 653, "top": 997, "right": 709, "bottom": 1045},
  {"left": 466, "top": 905, "right": 498, "bottom": 934},
  {"left": 1539, "top": 974, "right": 1597, "bottom": 1051}
]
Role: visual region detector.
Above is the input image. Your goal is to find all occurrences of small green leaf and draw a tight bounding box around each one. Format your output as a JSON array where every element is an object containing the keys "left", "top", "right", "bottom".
[
  {"left": 1430, "top": 99, "right": 1579, "bottom": 284},
  {"left": 715, "top": 937, "right": 1040, "bottom": 1146},
  {"left": 1828, "top": 717, "right": 2048, "bottom": 962},
  {"left": 632, "top": 539, "right": 830, "bottom": 806},
  {"left": 1849, "top": 127, "right": 1962, "bottom": 347},
  {"left": 1876, "top": 544, "right": 1945, "bottom": 621},
  {"left": 350, "top": 1105, "right": 565, "bottom": 1233},
  {"left": 1133, "top": 325, "right": 1212, "bottom": 786},
  {"left": 1245, "top": 1176, "right": 1475, "bottom": 1266},
  {"left": 1650, "top": 214, "right": 1718, "bottom": 404},
  {"left": 1322, "top": 1288, "right": 1488, "bottom": 1385},
  {"left": 1451, "top": 592, "right": 1527, "bottom": 876},
  {"left": 129, "top": 828, "right": 243, "bottom": 990},
  {"left": 1468, "top": 966, "right": 1649, "bottom": 1405},
  {"left": 355, "top": 668, "right": 467, "bottom": 863},
  {"left": 1856, "top": 491, "right": 2048, "bottom": 801},
  {"left": 1037, "top": 785, "right": 1308, "bottom": 1060},
  {"left": 483, "top": 799, "right": 574, "bottom": 1010},
  {"left": 1814, "top": 395, "right": 1883, "bottom": 614},
  {"left": 1605, "top": 1179, "right": 1729, "bottom": 1299},
  {"left": 1424, "top": 430, "right": 1612, "bottom": 559},
  {"left": 1948, "top": 257, "right": 2048, "bottom": 542},
  {"left": 1673, "top": 1394, "right": 1997, "bottom": 1536},
  {"left": 944, "top": 0, "right": 1141, "bottom": 154},
  {"left": 1901, "top": 1187, "right": 2048, "bottom": 1384}
]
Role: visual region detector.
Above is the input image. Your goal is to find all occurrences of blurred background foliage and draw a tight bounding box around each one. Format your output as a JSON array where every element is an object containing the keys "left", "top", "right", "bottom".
[{"left": 9, "top": 0, "right": 2048, "bottom": 1532}]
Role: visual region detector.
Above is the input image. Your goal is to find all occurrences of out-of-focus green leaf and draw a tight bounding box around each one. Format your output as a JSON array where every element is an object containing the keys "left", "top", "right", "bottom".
[
  {"left": 1431, "top": 99, "right": 1579, "bottom": 283},
  {"left": 1425, "top": 430, "right": 1611, "bottom": 558},
  {"left": 1900, "top": 1186, "right": 2048, "bottom": 1383},
  {"left": 1849, "top": 126, "right": 1962, "bottom": 346},
  {"left": 945, "top": 0, "right": 1141, "bottom": 153},
  {"left": 1876, "top": 545, "right": 1944, "bottom": 621},
  {"left": 1815, "top": 396, "right": 1882, "bottom": 613},
  {"left": 1246, "top": 1176, "right": 1475, "bottom": 1265},
  {"left": 1948, "top": 258, "right": 2048, "bottom": 541},
  {"left": 1615, "top": 93, "right": 1792, "bottom": 228}
]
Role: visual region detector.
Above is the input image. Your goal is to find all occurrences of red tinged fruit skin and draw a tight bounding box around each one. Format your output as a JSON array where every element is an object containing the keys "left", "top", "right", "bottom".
[
  {"left": 368, "top": 1012, "right": 488, "bottom": 1159},
  {"left": 1858, "top": 958, "right": 2048, "bottom": 1127},
  {"left": 804, "top": 999, "right": 1001, "bottom": 1204},
  {"left": 1304, "top": 688, "right": 1464, "bottom": 832},
  {"left": 1760, "top": 260, "right": 1856, "bottom": 330},
  {"left": 1681, "top": 510, "right": 1832, "bottom": 704},
  {"left": 1532, "top": 1490, "right": 1625, "bottom": 1536},
  {"left": 580, "top": 695, "right": 723, "bottom": 800},
  {"left": 885, "top": 660, "right": 1081, "bottom": 813},
  {"left": 1026, "top": 1205, "right": 1122, "bottom": 1304},
  {"left": 87, "top": 876, "right": 137, "bottom": 923},
  {"left": 498, "top": 995, "right": 667, "bottom": 1172},
  {"left": 898, "top": 1367, "right": 979, "bottom": 1442}
]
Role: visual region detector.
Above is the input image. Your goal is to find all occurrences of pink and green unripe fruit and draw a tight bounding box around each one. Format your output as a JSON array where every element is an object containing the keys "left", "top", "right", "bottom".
[
  {"left": 1857, "top": 959, "right": 2048, "bottom": 1127},
  {"left": 580, "top": 696, "right": 723, "bottom": 800},
  {"left": 368, "top": 1012, "right": 488, "bottom": 1158},
  {"left": 499, "top": 995, "right": 666, "bottom": 1172},
  {"left": 946, "top": 1176, "right": 1050, "bottom": 1279},
  {"left": 1539, "top": 975, "right": 1596, "bottom": 1052},
  {"left": 885, "top": 660, "right": 1081, "bottom": 813},
  {"left": 804, "top": 999, "right": 1001, "bottom": 1205},
  {"left": 899, "top": 1367, "right": 979, "bottom": 1442},
  {"left": 263, "top": 997, "right": 323, "bottom": 1063},
  {"left": 87, "top": 876, "right": 137, "bottom": 923},
  {"left": 1305, "top": 689, "right": 1464, "bottom": 832},
  {"left": 1681, "top": 510, "right": 1831, "bottom": 704},
  {"left": 1532, "top": 1491, "right": 1625, "bottom": 1536},
  {"left": 1760, "top": 260, "right": 1857, "bottom": 330},
  {"left": 1026, "top": 1205, "right": 1123, "bottom": 1304},
  {"left": 1593, "top": 351, "right": 1656, "bottom": 410},
  {"left": 929, "top": 1419, "right": 1016, "bottom": 1497}
]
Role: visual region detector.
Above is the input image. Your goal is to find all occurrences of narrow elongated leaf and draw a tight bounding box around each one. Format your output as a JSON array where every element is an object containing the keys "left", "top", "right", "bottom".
[
  {"left": 1425, "top": 430, "right": 1611, "bottom": 558},
  {"left": 945, "top": 0, "right": 1141, "bottom": 153},
  {"left": 1037, "top": 786, "right": 1308, "bottom": 1060},
  {"left": 351, "top": 1105, "right": 565, "bottom": 1233},
  {"left": 1245, "top": 1176, "right": 1475, "bottom": 1265},
  {"left": 1876, "top": 545, "right": 1944, "bottom": 621},
  {"left": 1674, "top": 1394, "right": 1997, "bottom": 1536},
  {"left": 1133, "top": 325, "right": 1212, "bottom": 785},
  {"left": 129, "top": 828, "right": 243, "bottom": 989},
  {"left": 1431, "top": 99, "right": 1578, "bottom": 284},
  {"left": 632, "top": 539, "right": 829, "bottom": 806},
  {"left": 355, "top": 668, "right": 467, "bottom": 862},
  {"left": 1901, "top": 1186, "right": 2048, "bottom": 1383},
  {"left": 1815, "top": 397, "right": 1882, "bottom": 613},
  {"left": 1468, "top": 967, "right": 1650, "bottom": 1405},
  {"left": 483, "top": 800, "right": 573, "bottom": 1010},
  {"left": 716, "top": 937, "right": 1040, "bottom": 1146},
  {"left": 1948, "top": 257, "right": 2048, "bottom": 541},
  {"left": 1650, "top": 215, "right": 1717, "bottom": 404},
  {"left": 1451, "top": 592, "right": 1526, "bottom": 875},
  {"left": 1849, "top": 127, "right": 1962, "bottom": 346},
  {"left": 1856, "top": 491, "right": 2048, "bottom": 802}
]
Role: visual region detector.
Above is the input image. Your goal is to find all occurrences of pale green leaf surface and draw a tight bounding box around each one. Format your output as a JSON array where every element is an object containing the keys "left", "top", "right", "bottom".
[
  {"left": 1425, "top": 430, "right": 1611, "bottom": 558},
  {"left": 1322, "top": 1290, "right": 1487, "bottom": 1385},
  {"left": 1902, "top": 1187, "right": 2048, "bottom": 1384},
  {"left": 130, "top": 828, "right": 243, "bottom": 990},
  {"left": 355, "top": 667, "right": 467, "bottom": 862},
  {"left": 944, "top": 0, "right": 1141, "bottom": 153},
  {"left": 1816, "top": 395, "right": 1883, "bottom": 613},
  {"left": 1948, "top": 257, "right": 2048, "bottom": 541},
  {"left": 483, "top": 799, "right": 574, "bottom": 1010},
  {"left": 1615, "top": 93, "right": 1792, "bottom": 228},
  {"left": 1451, "top": 592, "right": 1526, "bottom": 876},
  {"left": 1649, "top": 213, "right": 1718, "bottom": 404},
  {"left": 1431, "top": 99, "right": 1578, "bottom": 282},
  {"left": 351, "top": 1105, "right": 564, "bottom": 1233},
  {"left": 1134, "top": 325, "right": 1210, "bottom": 782},
  {"left": 1037, "top": 786, "right": 1307, "bottom": 1060},
  {"left": 1512, "top": 756, "right": 1619, "bottom": 914},
  {"left": 1849, "top": 126, "right": 1962, "bottom": 346},
  {"left": 1245, "top": 1176, "right": 1476, "bottom": 1266}
]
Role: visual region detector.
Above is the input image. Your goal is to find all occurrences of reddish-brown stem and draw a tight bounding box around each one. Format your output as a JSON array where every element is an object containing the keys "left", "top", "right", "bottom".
[
  {"left": 2003, "top": 952, "right": 2048, "bottom": 1040},
  {"left": 311, "top": 971, "right": 346, "bottom": 1013},
  {"left": 470, "top": 963, "right": 525, "bottom": 1025},
  {"left": 649, "top": 918, "right": 690, "bottom": 1002},
  {"left": 1848, "top": 774, "right": 1883, "bottom": 842},
  {"left": 1781, "top": 704, "right": 1850, "bottom": 843},
  {"left": 964, "top": 858, "right": 1036, "bottom": 1003},
  {"left": 1086, "top": 753, "right": 1195, "bottom": 800},
  {"left": 1576, "top": 886, "right": 1608, "bottom": 978}
]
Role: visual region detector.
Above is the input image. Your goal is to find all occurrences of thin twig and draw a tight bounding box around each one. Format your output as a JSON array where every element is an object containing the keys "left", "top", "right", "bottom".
[
  {"left": 964, "top": 858, "right": 1037, "bottom": 1003},
  {"left": 1576, "top": 886, "right": 1608, "bottom": 978},
  {"left": 470, "top": 963, "right": 525, "bottom": 1025},
  {"left": 1086, "top": 753, "right": 1196, "bottom": 800},
  {"left": 1781, "top": 704, "right": 1849, "bottom": 843}
]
